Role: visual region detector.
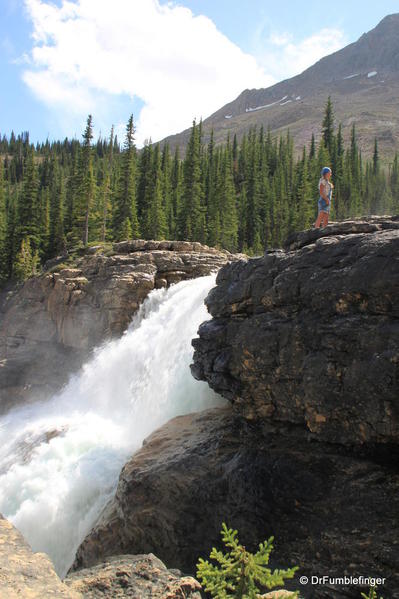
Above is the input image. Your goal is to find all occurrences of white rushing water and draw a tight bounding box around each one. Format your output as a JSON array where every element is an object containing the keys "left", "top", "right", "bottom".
[{"left": 0, "top": 274, "right": 225, "bottom": 577}]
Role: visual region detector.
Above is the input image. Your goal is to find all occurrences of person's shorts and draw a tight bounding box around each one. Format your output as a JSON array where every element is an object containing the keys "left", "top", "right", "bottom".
[{"left": 318, "top": 197, "right": 330, "bottom": 213}]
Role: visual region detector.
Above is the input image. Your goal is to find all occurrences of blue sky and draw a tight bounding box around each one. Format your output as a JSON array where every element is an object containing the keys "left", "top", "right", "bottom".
[{"left": 1, "top": 0, "right": 398, "bottom": 145}]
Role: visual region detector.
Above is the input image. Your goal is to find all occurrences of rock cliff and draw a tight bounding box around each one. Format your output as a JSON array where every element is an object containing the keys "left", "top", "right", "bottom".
[
  {"left": 73, "top": 219, "right": 399, "bottom": 598},
  {"left": 0, "top": 514, "right": 202, "bottom": 598},
  {"left": 0, "top": 240, "right": 238, "bottom": 413},
  {"left": 0, "top": 513, "right": 81, "bottom": 598},
  {"left": 71, "top": 406, "right": 399, "bottom": 597},
  {"left": 191, "top": 217, "right": 399, "bottom": 445}
]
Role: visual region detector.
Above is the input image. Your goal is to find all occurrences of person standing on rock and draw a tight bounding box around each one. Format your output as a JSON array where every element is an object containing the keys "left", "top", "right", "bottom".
[{"left": 314, "top": 167, "right": 333, "bottom": 228}]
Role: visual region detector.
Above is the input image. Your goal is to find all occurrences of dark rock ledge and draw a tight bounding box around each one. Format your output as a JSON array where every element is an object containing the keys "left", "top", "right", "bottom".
[{"left": 191, "top": 217, "right": 399, "bottom": 446}]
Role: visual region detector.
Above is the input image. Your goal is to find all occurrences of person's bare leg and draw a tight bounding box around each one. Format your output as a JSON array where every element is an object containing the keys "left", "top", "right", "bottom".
[
  {"left": 320, "top": 211, "right": 328, "bottom": 227},
  {"left": 314, "top": 212, "right": 323, "bottom": 228}
]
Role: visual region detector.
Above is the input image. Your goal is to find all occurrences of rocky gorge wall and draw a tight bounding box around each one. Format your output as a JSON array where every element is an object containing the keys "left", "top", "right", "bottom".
[
  {"left": 192, "top": 217, "right": 399, "bottom": 446},
  {"left": 3, "top": 221, "right": 399, "bottom": 597},
  {"left": 72, "top": 219, "right": 399, "bottom": 598},
  {"left": 0, "top": 240, "right": 238, "bottom": 413}
]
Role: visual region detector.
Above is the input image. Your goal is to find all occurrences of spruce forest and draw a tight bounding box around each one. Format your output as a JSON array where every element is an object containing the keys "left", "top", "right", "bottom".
[{"left": 0, "top": 98, "right": 398, "bottom": 283}]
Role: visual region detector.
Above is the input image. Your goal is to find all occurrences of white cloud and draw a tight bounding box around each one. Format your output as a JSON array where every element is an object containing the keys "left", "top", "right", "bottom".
[
  {"left": 22, "top": 0, "right": 275, "bottom": 145},
  {"left": 253, "top": 26, "right": 348, "bottom": 81}
]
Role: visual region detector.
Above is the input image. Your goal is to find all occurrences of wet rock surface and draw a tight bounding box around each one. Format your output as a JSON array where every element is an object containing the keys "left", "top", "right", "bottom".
[
  {"left": 72, "top": 406, "right": 399, "bottom": 598},
  {"left": 0, "top": 240, "right": 239, "bottom": 413},
  {"left": 191, "top": 218, "right": 399, "bottom": 445}
]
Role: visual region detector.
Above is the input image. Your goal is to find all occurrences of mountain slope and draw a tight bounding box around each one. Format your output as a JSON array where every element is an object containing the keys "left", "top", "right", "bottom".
[{"left": 162, "top": 14, "right": 399, "bottom": 159}]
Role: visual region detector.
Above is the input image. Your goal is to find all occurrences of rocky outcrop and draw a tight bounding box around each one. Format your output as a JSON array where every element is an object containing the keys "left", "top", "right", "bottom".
[
  {"left": 65, "top": 554, "right": 201, "bottom": 598},
  {"left": 72, "top": 406, "right": 399, "bottom": 598},
  {"left": 191, "top": 217, "right": 399, "bottom": 445},
  {"left": 0, "top": 513, "right": 82, "bottom": 598},
  {"left": 0, "top": 240, "right": 239, "bottom": 413},
  {"left": 0, "top": 514, "right": 202, "bottom": 598},
  {"left": 72, "top": 218, "right": 399, "bottom": 599}
]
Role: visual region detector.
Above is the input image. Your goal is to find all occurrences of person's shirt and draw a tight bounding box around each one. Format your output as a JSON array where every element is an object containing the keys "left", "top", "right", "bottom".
[{"left": 318, "top": 177, "right": 333, "bottom": 201}]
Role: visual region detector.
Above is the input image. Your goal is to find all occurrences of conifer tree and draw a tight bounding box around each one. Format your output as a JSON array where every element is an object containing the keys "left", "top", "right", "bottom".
[
  {"left": 121, "top": 216, "right": 132, "bottom": 240},
  {"left": 5, "top": 191, "right": 17, "bottom": 279},
  {"left": 309, "top": 133, "right": 316, "bottom": 160},
  {"left": 373, "top": 138, "right": 379, "bottom": 176},
  {"left": 206, "top": 131, "right": 220, "bottom": 246},
  {"left": 98, "top": 165, "right": 111, "bottom": 242},
  {"left": 65, "top": 147, "right": 79, "bottom": 235},
  {"left": 232, "top": 132, "right": 239, "bottom": 185},
  {"left": 112, "top": 115, "right": 139, "bottom": 241},
  {"left": 347, "top": 125, "right": 362, "bottom": 216},
  {"left": 237, "top": 186, "right": 248, "bottom": 252},
  {"left": 245, "top": 128, "right": 262, "bottom": 250},
  {"left": 361, "top": 586, "right": 384, "bottom": 599},
  {"left": 142, "top": 144, "right": 167, "bottom": 239},
  {"left": 390, "top": 153, "right": 399, "bottom": 211},
  {"left": 16, "top": 145, "right": 41, "bottom": 252},
  {"left": 218, "top": 142, "right": 238, "bottom": 251},
  {"left": 322, "top": 96, "right": 335, "bottom": 155},
  {"left": 50, "top": 176, "right": 66, "bottom": 256},
  {"left": 136, "top": 141, "right": 153, "bottom": 221},
  {"left": 333, "top": 124, "right": 344, "bottom": 217},
  {"left": 294, "top": 147, "right": 313, "bottom": 230},
  {"left": 40, "top": 187, "right": 50, "bottom": 257},
  {"left": 258, "top": 152, "right": 271, "bottom": 247},
  {"left": 179, "top": 120, "right": 206, "bottom": 241},
  {"left": 161, "top": 143, "right": 173, "bottom": 238},
  {"left": 170, "top": 147, "right": 182, "bottom": 239},
  {"left": 0, "top": 159, "right": 7, "bottom": 282},
  {"left": 14, "top": 237, "right": 40, "bottom": 280},
  {"left": 197, "top": 523, "right": 298, "bottom": 599},
  {"left": 74, "top": 115, "right": 95, "bottom": 245}
]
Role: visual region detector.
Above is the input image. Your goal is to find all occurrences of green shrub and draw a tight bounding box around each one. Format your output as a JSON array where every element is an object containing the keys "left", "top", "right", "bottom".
[
  {"left": 361, "top": 587, "right": 384, "bottom": 599},
  {"left": 14, "top": 238, "right": 40, "bottom": 280},
  {"left": 196, "top": 522, "right": 299, "bottom": 599},
  {"left": 48, "top": 262, "right": 70, "bottom": 273}
]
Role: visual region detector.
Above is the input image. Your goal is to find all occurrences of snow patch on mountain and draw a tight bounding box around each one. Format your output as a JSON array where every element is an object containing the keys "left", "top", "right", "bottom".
[{"left": 245, "top": 95, "right": 288, "bottom": 113}]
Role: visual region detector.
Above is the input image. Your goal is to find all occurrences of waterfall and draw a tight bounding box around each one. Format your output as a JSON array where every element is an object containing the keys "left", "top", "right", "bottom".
[{"left": 0, "top": 274, "right": 225, "bottom": 577}]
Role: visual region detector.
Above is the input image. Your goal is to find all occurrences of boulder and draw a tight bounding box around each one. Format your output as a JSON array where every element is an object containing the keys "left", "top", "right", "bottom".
[
  {"left": 191, "top": 218, "right": 399, "bottom": 445},
  {"left": 65, "top": 554, "right": 201, "bottom": 598},
  {"left": 71, "top": 406, "right": 399, "bottom": 597}
]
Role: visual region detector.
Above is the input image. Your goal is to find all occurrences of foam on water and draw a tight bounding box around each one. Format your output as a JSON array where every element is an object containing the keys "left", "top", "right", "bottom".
[{"left": 0, "top": 275, "right": 225, "bottom": 576}]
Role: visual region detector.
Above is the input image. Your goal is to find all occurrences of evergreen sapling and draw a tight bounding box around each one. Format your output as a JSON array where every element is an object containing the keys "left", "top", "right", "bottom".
[{"left": 196, "top": 522, "right": 299, "bottom": 599}]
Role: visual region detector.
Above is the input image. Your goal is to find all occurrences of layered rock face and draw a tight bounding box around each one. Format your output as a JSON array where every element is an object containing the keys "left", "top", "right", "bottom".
[
  {"left": 0, "top": 240, "right": 236, "bottom": 413},
  {"left": 192, "top": 218, "right": 399, "bottom": 445},
  {"left": 72, "top": 406, "right": 399, "bottom": 597},
  {"left": 73, "top": 219, "right": 399, "bottom": 598}
]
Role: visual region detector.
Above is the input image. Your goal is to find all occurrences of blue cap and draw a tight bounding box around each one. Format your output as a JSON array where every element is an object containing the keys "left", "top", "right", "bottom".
[{"left": 321, "top": 166, "right": 332, "bottom": 175}]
